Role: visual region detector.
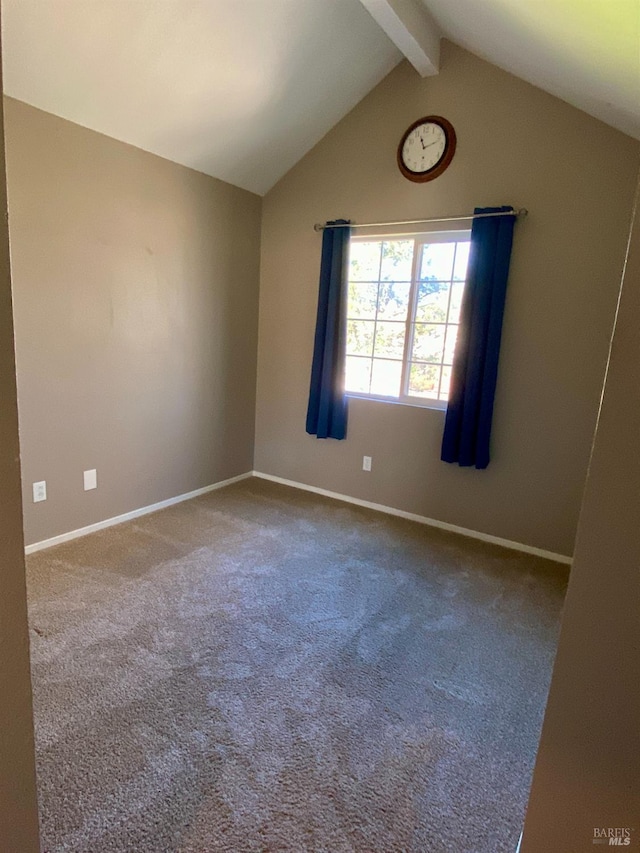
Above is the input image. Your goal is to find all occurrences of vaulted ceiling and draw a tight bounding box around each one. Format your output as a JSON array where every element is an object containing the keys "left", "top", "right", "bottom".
[
  {"left": 421, "top": 0, "right": 640, "bottom": 142},
  {"left": 1, "top": 0, "right": 401, "bottom": 195},
  {"left": 2, "top": 0, "right": 639, "bottom": 196}
]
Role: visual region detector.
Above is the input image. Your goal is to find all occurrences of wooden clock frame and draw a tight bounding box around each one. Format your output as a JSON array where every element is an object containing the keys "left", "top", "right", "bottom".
[{"left": 397, "top": 116, "right": 457, "bottom": 183}]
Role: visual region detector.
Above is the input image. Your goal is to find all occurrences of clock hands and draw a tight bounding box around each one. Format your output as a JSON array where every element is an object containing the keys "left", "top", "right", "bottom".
[{"left": 420, "top": 133, "right": 442, "bottom": 151}]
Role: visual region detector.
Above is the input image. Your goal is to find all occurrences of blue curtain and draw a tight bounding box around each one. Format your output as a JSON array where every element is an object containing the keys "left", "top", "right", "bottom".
[
  {"left": 441, "top": 206, "right": 515, "bottom": 469},
  {"left": 306, "top": 220, "right": 351, "bottom": 439}
]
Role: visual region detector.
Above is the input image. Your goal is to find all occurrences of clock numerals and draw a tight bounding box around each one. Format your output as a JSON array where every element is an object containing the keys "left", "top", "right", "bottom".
[{"left": 403, "top": 125, "right": 445, "bottom": 173}]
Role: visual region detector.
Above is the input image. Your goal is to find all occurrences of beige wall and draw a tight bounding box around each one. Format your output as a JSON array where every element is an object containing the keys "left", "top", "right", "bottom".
[
  {"left": 255, "top": 41, "right": 640, "bottom": 557},
  {"left": 0, "top": 61, "right": 40, "bottom": 853},
  {"left": 4, "top": 98, "right": 262, "bottom": 547},
  {"left": 521, "top": 179, "right": 640, "bottom": 850}
]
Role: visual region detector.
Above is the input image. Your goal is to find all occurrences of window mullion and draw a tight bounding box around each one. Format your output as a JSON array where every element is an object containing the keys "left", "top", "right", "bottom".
[
  {"left": 400, "top": 238, "right": 422, "bottom": 400},
  {"left": 369, "top": 243, "right": 385, "bottom": 395},
  {"left": 437, "top": 242, "right": 458, "bottom": 400}
]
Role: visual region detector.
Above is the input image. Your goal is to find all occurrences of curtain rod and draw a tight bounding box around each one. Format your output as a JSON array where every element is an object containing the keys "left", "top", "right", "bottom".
[{"left": 313, "top": 208, "right": 528, "bottom": 232}]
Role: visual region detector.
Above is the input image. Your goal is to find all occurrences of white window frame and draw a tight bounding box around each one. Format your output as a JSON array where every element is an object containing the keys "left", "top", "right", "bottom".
[{"left": 345, "top": 229, "right": 471, "bottom": 411}]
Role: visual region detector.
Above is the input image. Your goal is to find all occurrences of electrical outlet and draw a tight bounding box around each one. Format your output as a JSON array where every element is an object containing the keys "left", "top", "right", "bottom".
[
  {"left": 33, "top": 480, "right": 47, "bottom": 503},
  {"left": 83, "top": 469, "right": 97, "bottom": 491},
  {"left": 363, "top": 456, "right": 372, "bottom": 472}
]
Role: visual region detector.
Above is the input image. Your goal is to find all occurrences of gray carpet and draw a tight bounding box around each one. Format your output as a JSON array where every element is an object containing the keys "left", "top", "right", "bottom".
[{"left": 27, "top": 477, "right": 568, "bottom": 853}]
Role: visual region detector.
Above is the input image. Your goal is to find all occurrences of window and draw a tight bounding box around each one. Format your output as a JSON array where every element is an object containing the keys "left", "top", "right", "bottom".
[{"left": 345, "top": 231, "right": 470, "bottom": 408}]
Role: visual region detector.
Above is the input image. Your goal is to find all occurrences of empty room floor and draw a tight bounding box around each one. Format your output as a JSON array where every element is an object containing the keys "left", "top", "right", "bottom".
[{"left": 26, "top": 478, "right": 568, "bottom": 853}]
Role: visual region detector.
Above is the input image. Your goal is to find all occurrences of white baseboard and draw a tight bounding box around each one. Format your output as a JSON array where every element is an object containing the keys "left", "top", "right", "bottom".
[
  {"left": 252, "top": 471, "right": 572, "bottom": 565},
  {"left": 24, "top": 472, "right": 253, "bottom": 555},
  {"left": 25, "top": 469, "right": 572, "bottom": 566}
]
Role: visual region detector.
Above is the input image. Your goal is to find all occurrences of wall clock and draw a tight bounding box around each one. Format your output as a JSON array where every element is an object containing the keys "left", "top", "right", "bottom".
[{"left": 397, "top": 116, "right": 456, "bottom": 182}]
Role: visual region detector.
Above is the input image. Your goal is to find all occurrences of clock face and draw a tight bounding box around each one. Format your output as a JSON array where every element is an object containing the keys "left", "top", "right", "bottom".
[
  {"left": 402, "top": 122, "right": 446, "bottom": 174},
  {"left": 397, "top": 116, "right": 456, "bottom": 182}
]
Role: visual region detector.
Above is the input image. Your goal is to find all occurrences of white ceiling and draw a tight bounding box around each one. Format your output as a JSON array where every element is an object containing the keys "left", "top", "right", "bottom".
[
  {"left": 1, "top": 0, "right": 400, "bottom": 195},
  {"left": 2, "top": 1, "right": 639, "bottom": 196},
  {"left": 421, "top": 0, "right": 640, "bottom": 141}
]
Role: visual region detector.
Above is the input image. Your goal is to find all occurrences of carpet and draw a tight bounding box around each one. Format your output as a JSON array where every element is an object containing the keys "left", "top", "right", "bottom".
[{"left": 27, "top": 477, "right": 568, "bottom": 853}]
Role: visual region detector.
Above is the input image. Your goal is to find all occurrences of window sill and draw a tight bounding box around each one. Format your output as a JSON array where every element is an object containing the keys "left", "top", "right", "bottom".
[{"left": 346, "top": 393, "right": 447, "bottom": 413}]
